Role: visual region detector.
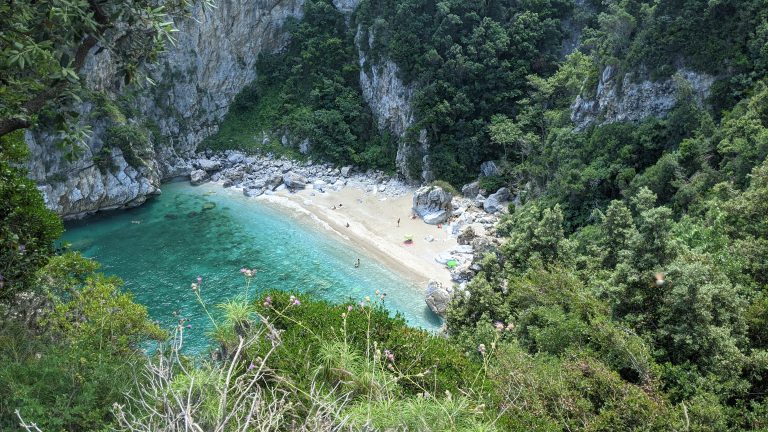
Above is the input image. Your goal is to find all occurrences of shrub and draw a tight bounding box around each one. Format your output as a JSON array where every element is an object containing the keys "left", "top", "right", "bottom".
[{"left": 430, "top": 179, "right": 459, "bottom": 195}]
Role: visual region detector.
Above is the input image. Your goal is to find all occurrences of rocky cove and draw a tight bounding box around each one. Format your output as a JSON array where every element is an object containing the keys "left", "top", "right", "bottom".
[{"left": 164, "top": 150, "right": 509, "bottom": 319}]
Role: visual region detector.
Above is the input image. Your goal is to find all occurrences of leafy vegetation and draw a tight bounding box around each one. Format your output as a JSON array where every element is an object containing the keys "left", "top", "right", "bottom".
[
  {"left": 3, "top": 0, "right": 768, "bottom": 429},
  {"left": 201, "top": 0, "right": 397, "bottom": 171}
]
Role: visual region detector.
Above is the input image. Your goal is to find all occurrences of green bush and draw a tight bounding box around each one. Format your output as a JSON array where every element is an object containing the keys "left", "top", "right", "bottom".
[
  {"left": 478, "top": 175, "right": 506, "bottom": 194},
  {"left": 0, "top": 131, "right": 62, "bottom": 301},
  {"left": 104, "top": 124, "right": 151, "bottom": 169},
  {"left": 429, "top": 179, "right": 458, "bottom": 195}
]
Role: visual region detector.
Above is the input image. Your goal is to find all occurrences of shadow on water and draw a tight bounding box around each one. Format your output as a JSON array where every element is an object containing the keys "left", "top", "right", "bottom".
[{"left": 62, "top": 181, "right": 442, "bottom": 353}]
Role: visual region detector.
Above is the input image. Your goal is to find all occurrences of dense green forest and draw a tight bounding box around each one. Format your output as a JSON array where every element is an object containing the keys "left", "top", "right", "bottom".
[{"left": 2, "top": 0, "right": 768, "bottom": 429}]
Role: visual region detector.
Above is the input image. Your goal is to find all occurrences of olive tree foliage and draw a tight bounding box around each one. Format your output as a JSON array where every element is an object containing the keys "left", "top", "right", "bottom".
[{"left": 0, "top": 0, "right": 214, "bottom": 143}]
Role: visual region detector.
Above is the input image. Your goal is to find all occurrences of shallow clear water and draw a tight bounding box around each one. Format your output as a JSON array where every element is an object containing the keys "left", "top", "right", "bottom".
[{"left": 62, "top": 180, "right": 441, "bottom": 352}]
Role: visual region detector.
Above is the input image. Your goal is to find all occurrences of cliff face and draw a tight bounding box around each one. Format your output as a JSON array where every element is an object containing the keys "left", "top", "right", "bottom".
[
  {"left": 355, "top": 27, "right": 432, "bottom": 183},
  {"left": 571, "top": 65, "right": 715, "bottom": 130},
  {"left": 26, "top": 0, "right": 304, "bottom": 219}
]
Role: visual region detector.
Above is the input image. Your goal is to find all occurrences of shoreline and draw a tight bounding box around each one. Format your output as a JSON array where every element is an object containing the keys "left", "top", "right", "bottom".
[{"left": 235, "top": 182, "right": 457, "bottom": 288}]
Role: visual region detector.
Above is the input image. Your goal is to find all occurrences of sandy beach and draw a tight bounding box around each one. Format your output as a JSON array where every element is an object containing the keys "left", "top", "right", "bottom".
[{"left": 254, "top": 185, "right": 457, "bottom": 288}]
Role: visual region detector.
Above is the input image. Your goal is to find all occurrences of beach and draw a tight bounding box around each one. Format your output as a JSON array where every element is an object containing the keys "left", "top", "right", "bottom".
[{"left": 255, "top": 185, "right": 457, "bottom": 288}]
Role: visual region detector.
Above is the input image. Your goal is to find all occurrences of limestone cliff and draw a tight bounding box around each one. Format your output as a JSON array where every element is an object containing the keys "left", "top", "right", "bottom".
[
  {"left": 571, "top": 65, "right": 715, "bottom": 130},
  {"left": 355, "top": 26, "right": 432, "bottom": 183},
  {"left": 26, "top": 0, "right": 304, "bottom": 219}
]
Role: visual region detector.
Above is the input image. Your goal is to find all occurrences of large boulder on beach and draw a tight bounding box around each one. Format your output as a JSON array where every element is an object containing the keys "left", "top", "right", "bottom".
[
  {"left": 483, "top": 187, "right": 511, "bottom": 213},
  {"left": 227, "top": 152, "right": 245, "bottom": 165},
  {"left": 461, "top": 181, "right": 480, "bottom": 198},
  {"left": 425, "top": 280, "right": 451, "bottom": 316},
  {"left": 190, "top": 169, "right": 209, "bottom": 185},
  {"left": 268, "top": 174, "right": 284, "bottom": 189},
  {"left": 341, "top": 166, "right": 353, "bottom": 177},
  {"left": 413, "top": 186, "right": 453, "bottom": 225},
  {"left": 457, "top": 225, "right": 477, "bottom": 245},
  {"left": 196, "top": 158, "right": 222, "bottom": 172},
  {"left": 283, "top": 172, "right": 307, "bottom": 189},
  {"left": 243, "top": 187, "right": 264, "bottom": 198}
]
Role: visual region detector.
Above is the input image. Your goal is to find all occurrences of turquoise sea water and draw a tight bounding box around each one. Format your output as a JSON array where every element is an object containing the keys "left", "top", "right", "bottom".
[{"left": 62, "top": 180, "right": 441, "bottom": 352}]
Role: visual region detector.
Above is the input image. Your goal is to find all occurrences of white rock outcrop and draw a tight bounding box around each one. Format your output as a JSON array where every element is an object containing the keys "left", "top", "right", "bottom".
[
  {"left": 412, "top": 186, "right": 453, "bottom": 225},
  {"left": 425, "top": 280, "right": 451, "bottom": 316},
  {"left": 25, "top": 0, "right": 305, "bottom": 219},
  {"left": 571, "top": 66, "right": 715, "bottom": 130}
]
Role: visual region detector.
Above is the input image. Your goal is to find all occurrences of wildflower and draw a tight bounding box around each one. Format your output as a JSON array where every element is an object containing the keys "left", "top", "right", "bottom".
[
  {"left": 359, "top": 301, "right": 365, "bottom": 308},
  {"left": 365, "top": 295, "right": 371, "bottom": 302},
  {"left": 263, "top": 296, "right": 272, "bottom": 308},
  {"left": 186, "top": 324, "right": 192, "bottom": 329},
  {"left": 341, "top": 313, "right": 346, "bottom": 318},
  {"left": 18, "top": 245, "right": 25, "bottom": 252},
  {"left": 506, "top": 323, "right": 515, "bottom": 332},
  {"left": 384, "top": 349, "right": 395, "bottom": 362},
  {"left": 494, "top": 321, "right": 504, "bottom": 332},
  {"left": 248, "top": 362, "right": 255, "bottom": 371},
  {"left": 191, "top": 283, "right": 198, "bottom": 291},
  {"left": 387, "top": 363, "right": 395, "bottom": 371},
  {"left": 291, "top": 297, "right": 301, "bottom": 306},
  {"left": 477, "top": 343, "right": 486, "bottom": 354},
  {"left": 196, "top": 275, "right": 202, "bottom": 283},
  {"left": 347, "top": 305, "right": 353, "bottom": 312}
]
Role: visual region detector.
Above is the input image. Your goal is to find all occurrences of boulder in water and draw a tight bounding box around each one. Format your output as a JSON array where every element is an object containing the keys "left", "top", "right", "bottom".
[
  {"left": 190, "top": 169, "right": 209, "bottom": 185},
  {"left": 425, "top": 280, "right": 451, "bottom": 316},
  {"left": 243, "top": 188, "right": 264, "bottom": 198}
]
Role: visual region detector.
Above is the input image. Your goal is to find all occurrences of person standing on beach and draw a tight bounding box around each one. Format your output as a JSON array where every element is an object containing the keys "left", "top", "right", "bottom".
[
  {"left": 354, "top": 258, "right": 360, "bottom": 268},
  {"left": 397, "top": 218, "right": 400, "bottom": 227}
]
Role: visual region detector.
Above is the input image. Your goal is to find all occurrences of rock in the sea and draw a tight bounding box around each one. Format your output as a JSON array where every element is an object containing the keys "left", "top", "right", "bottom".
[
  {"left": 243, "top": 188, "right": 264, "bottom": 198},
  {"left": 412, "top": 186, "right": 452, "bottom": 225},
  {"left": 425, "top": 280, "right": 451, "bottom": 316},
  {"left": 283, "top": 172, "right": 307, "bottom": 189},
  {"left": 480, "top": 161, "right": 500, "bottom": 177},
  {"left": 196, "top": 158, "right": 222, "bottom": 172},
  {"left": 341, "top": 165, "right": 353, "bottom": 177},
  {"left": 483, "top": 187, "right": 511, "bottom": 214},
  {"left": 190, "top": 169, "right": 209, "bottom": 185},
  {"left": 461, "top": 181, "right": 480, "bottom": 198}
]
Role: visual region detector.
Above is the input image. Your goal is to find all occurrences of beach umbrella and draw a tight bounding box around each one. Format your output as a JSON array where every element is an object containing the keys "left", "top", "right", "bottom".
[
  {"left": 446, "top": 259, "right": 458, "bottom": 269},
  {"left": 404, "top": 234, "right": 414, "bottom": 243}
]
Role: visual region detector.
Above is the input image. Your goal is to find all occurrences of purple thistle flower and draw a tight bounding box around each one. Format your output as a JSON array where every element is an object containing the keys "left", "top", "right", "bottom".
[
  {"left": 18, "top": 245, "right": 25, "bottom": 252},
  {"left": 248, "top": 362, "right": 255, "bottom": 371},
  {"left": 196, "top": 276, "right": 202, "bottom": 283},
  {"left": 347, "top": 305, "right": 354, "bottom": 312}
]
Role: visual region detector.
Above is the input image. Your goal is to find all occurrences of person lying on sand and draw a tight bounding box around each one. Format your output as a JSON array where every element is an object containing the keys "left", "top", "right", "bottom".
[{"left": 354, "top": 258, "right": 360, "bottom": 268}]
